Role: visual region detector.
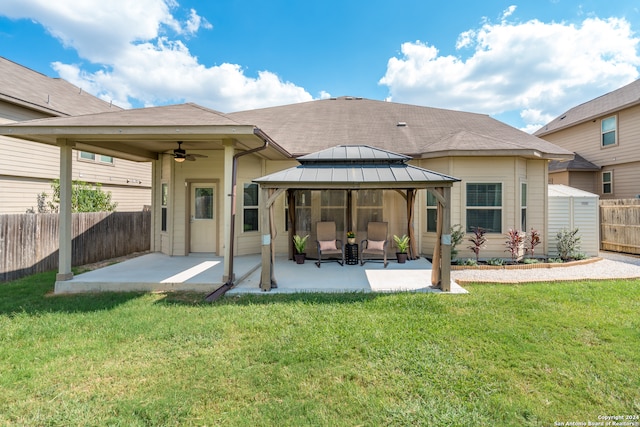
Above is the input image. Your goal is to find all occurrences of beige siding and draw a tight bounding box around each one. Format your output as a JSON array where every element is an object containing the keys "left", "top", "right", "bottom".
[
  {"left": 541, "top": 104, "right": 640, "bottom": 198},
  {"left": 549, "top": 171, "right": 569, "bottom": 186},
  {"left": 0, "top": 97, "right": 152, "bottom": 214},
  {"left": 601, "top": 162, "right": 640, "bottom": 199},
  {"left": 418, "top": 156, "right": 550, "bottom": 259}
]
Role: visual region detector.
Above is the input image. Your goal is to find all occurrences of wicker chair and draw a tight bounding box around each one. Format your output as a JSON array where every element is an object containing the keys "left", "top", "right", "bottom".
[
  {"left": 360, "top": 221, "right": 388, "bottom": 268},
  {"left": 315, "top": 221, "right": 344, "bottom": 267}
]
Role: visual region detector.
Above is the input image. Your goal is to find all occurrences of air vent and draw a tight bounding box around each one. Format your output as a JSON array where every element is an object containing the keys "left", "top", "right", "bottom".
[{"left": 397, "top": 122, "right": 407, "bottom": 127}]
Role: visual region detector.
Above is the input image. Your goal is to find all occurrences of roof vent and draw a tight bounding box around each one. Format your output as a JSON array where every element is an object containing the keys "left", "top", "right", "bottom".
[{"left": 397, "top": 121, "right": 407, "bottom": 127}]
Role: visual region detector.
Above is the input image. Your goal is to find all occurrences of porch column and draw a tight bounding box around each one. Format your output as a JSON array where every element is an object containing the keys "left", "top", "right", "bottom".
[
  {"left": 56, "top": 139, "right": 74, "bottom": 281},
  {"left": 222, "top": 140, "right": 234, "bottom": 282},
  {"left": 260, "top": 186, "right": 272, "bottom": 291},
  {"left": 440, "top": 186, "right": 452, "bottom": 292}
]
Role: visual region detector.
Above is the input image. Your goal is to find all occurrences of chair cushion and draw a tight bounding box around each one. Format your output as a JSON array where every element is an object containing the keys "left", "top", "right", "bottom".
[
  {"left": 367, "top": 240, "right": 385, "bottom": 251},
  {"left": 319, "top": 240, "right": 337, "bottom": 251}
]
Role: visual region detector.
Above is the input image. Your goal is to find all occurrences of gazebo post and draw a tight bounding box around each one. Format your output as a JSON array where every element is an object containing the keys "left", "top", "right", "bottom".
[
  {"left": 440, "top": 186, "right": 452, "bottom": 291},
  {"left": 260, "top": 186, "right": 272, "bottom": 291}
]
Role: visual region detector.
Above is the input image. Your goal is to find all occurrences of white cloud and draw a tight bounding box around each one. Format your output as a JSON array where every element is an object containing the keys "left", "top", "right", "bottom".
[
  {"left": 0, "top": 0, "right": 313, "bottom": 111},
  {"left": 380, "top": 13, "right": 640, "bottom": 132}
]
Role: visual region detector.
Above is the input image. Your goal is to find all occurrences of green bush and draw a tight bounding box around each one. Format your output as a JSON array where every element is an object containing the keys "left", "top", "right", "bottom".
[{"left": 556, "top": 228, "right": 581, "bottom": 261}]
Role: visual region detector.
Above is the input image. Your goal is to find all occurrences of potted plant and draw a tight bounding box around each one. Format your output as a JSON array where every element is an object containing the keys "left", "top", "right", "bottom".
[
  {"left": 347, "top": 231, "right": 356, "bottom": 245},
  {"left": 293, "top": 234, "right": 309, "bottom": 264},
  {"left": 393, "top": 234, "right": 410, "bottom": 263}
]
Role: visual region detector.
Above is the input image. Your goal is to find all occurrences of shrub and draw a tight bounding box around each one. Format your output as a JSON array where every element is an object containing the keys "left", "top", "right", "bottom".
[
  {"left": 462, "top": 258, "right": 478, "bottom": 266},
  {"left": 467, "top": 226, "right": 487, "bottom": 262},
  {"left": 505, "top": 228, "right": 525, "bottom": 262},
  {"left": 527, "top": 228, "right": 542, "bottom": 258},
  {"left": 449, "top": 224, "right": 464, "bottom": 260},
  {"left": 487, "top": 257, "right": 504, "bottom": 266},
  {"left": 556, "top": 228, "right": 581, "bottom": 261},
  {"left": 547, "top": 257, "right": 563, "bottom": 264},
  {"left": 522, "top": 258, "right": 539, "bottom": 264}
]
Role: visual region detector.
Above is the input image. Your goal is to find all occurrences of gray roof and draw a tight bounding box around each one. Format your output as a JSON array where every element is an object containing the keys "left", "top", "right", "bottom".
[
  {"left": 254, "top": 144, "right": 460, "bottom": 188},
  {"left": 228, "top": 96, "right": 573, "bottom": 160},
  {"left": 535, "top": 79, "right": 640, "bottom": 136},
  {"left": 6, "top": 102, "right": 242, "bottom": 127},
  {"left": 549, "top": 153, "right": 600, "bottom": 172},
  {"left": 297, "top": 145, "right": 411, "bottom": 163},
  {"left": 0, "top": 56, "right": 120, "bottom": 116}
]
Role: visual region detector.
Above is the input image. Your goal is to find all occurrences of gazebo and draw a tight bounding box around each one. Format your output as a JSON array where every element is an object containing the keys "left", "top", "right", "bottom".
[{"left": 251, "top": 145, "right": 460, "bottom": 292}]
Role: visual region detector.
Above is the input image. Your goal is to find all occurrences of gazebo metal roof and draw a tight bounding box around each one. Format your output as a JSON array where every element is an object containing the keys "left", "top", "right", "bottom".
[{"left": 254, "top": 145, "right": 460, "bottom": 189}]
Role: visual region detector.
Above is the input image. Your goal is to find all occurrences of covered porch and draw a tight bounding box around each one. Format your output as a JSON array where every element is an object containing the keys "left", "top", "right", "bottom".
[{"left": 56, "top": 252, "right": 466, "bottom": 294}]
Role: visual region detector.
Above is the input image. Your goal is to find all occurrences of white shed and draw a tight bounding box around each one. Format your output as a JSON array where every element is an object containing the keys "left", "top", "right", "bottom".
[{"left": 548, "top": 184, "right": 599, "bottom": 257}]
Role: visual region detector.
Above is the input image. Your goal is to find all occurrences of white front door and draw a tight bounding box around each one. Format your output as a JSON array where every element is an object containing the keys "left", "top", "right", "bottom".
[{"left": 190, "top": 183, "right": 216, "bottom": 253}]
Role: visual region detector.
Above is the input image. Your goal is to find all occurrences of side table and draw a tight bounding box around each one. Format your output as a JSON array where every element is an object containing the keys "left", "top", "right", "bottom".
[{"left": 345, "top": 243, "right": 359, "bottom": 265}]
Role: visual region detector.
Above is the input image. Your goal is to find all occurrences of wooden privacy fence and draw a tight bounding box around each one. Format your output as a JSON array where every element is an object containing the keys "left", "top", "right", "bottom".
[
  {"left": 0, "top": 211, "right": 151, "bottom": 282},
  {"left": 600, "top": 199, "right": 640, "bottom": 255}
]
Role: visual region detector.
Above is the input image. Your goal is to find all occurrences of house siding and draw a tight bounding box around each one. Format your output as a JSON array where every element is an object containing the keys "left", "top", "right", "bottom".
[
  {"left": 0, "top": 99, "right": 152, "bottom": 214},
  {"left": 417, "top": 157, "right": 549, "bottom": 260},
  {"left": 541, "top": 103, "right": 640, "bottom": 198}
]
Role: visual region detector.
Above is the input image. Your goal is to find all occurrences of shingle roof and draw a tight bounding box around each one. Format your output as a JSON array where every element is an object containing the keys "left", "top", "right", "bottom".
[
  {"left": 548, "top": 153, "right": 600, "bottom": 172},
  {"left": 0, "top": 56, "right": 120, "bottom": 117},
  {"left": 7, "top": 103, "right": 241, "bottom": 127},
  {"left": 227, "top": 96, "right": 573, "bottom": 159},
  {"left": 535, "top": 79, "right": 640, "bottom": 136}
]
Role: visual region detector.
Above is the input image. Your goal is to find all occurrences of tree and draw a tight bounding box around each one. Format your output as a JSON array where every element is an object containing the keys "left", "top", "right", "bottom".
[{"left": 42, "top": 179, "right": 118, "bottom": 213}]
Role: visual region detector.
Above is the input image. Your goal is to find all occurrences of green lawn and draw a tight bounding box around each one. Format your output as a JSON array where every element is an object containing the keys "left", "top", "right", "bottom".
[{"left": 1, "top": 272, "right": 639, "bottom": 426}]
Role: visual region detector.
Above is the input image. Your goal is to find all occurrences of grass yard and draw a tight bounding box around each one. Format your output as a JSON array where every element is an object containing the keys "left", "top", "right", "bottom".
[{"left": 0, "top": 272, "right": 639, "bottom": 426}]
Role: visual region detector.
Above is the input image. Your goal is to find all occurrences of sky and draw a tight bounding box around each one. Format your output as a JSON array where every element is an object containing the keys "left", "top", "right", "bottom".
[{"left": 1, "top": 1, "right": 639, "bottom": 133}]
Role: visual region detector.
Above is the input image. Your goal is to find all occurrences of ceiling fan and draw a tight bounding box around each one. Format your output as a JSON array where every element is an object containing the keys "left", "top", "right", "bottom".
[{"left": 173, "top": 141, "right": 208, "bottom": 162}]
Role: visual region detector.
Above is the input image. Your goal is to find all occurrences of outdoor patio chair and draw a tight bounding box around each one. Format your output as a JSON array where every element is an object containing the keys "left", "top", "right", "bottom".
[
  {"left": 315, "top": 221, "right": 345, "bottom": 267},
  {"left": 360, "top": 221, "right": 388, "bottom": 268}
]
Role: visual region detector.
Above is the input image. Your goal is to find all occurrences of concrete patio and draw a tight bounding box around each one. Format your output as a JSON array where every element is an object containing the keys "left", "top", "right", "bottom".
[{"left": 57, "top": 252, "right": 465, "bottom": 295}]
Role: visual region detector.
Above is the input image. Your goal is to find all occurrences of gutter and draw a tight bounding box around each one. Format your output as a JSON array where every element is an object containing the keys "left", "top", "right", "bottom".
[{"left": 205, "top": 128, "right": 273, "bottom": 302}]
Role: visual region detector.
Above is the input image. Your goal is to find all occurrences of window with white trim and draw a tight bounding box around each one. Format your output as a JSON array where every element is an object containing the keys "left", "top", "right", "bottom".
[
  {"left": 602, "top": 171, "right": 613, "bottom": 194},
  {"left": 466, "top": 183, "right": 502, "bottom": 233},
  {"left": 243, "top": 183, "right": 259, "bottom": 232},
  {"left": 161, "top": 183, "right": 168, "bottom": 232},
  {"left": 601, "top": 116, "right": 617, "bottom": 147},
  {"left": 521, "top": 183, "right": 527, "bottom": 231},
  {"left": 79, "top": 151, "right": 114, "bottom": 164}
]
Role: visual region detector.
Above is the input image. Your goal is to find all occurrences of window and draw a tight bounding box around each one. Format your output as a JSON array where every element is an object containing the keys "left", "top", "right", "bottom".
[
  {"left": 602, "top": 171, "right": 613, "bottom": 194},
  {"left": 79, "top": 151, "right": 114, "bottom": 164},
  {"left": 161, "top": 183, "right": 168, "bottom": 232},
  {"left": 194, "top": 187, "right": 214, "bottom": 219},
  {"left": 466, "top": 183, "right": 502, "bottom": 233},
  {"left": 426, "top": 190, "right": 438, "bottom": 232},
  {"left": 521, "top": 183, "right": 527, "bottom": 231},
  {"left": 601, "top": 116, "right": 617, "bottom": 147},
  {"left": 243, "top": 183, "right": 259, "bottom": 232}
]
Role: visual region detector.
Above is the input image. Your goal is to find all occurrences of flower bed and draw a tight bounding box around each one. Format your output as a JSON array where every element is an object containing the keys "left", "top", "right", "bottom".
[{"left": 451, "top": 257, "right": 602, "bottom": 270}]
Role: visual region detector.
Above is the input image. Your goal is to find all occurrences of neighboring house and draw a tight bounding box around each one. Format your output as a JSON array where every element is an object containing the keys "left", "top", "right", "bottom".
[
  {"left": 0, "top": 56, "right": 151, "bottom": 213},
  {"left": 535, "top": 79, "right": 640, "bottom": 199},
  {"left": 0, "top": 97, "right": 573, "bottom": 291}
]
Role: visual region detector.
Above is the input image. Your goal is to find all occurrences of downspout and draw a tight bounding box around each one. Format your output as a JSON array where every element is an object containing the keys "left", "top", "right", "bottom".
[{"left": 205, "top": 128, "right": 272, "bottom": 302}]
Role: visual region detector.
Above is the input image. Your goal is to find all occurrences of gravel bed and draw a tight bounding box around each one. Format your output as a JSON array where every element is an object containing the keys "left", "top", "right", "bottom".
[{"left": 451, "top": 251, "right": 640, "bottom": 284}]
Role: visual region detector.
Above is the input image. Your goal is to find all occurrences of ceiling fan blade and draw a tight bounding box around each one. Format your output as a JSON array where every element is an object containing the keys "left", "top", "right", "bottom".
[
  {"left": 190, "top": 153, "right": 208, "bottom": 158},
  {"left": 185, "top": 155, "right": 197, "bottom": 161}
]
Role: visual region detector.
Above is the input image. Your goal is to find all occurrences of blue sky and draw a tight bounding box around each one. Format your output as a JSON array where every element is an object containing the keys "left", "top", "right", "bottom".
[{"left": 1, "top": 0, "right": 639, "bottom": 132}]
